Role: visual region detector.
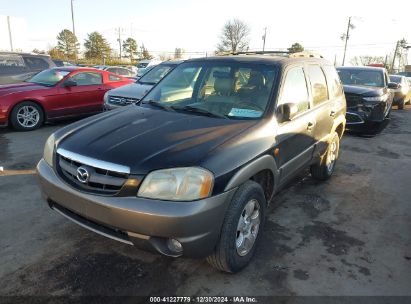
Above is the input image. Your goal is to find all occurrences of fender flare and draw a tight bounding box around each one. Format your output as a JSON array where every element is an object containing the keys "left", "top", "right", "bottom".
[{"left": 224, "top": 154, "right": 279, "bottom": 194}]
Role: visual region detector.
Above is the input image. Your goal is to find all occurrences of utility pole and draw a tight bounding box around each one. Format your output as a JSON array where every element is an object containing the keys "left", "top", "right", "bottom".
[
  {"left": 262, "top": 27, "right": 267, "bottom": 52},
  {"left": 70, "top": 0, "right": 75, "bottom": 36},
  {"left": 342, "top": 16, "right": 352, "bottom": 66},
  {"left": 7, "top": 16, "right": 13, "bottom": 51},
  {"left": 116, "top": 27, "right": 124, "bottom": 59},
  {"left": 391, "top": 41, "right": 400, "bottom": 73}
]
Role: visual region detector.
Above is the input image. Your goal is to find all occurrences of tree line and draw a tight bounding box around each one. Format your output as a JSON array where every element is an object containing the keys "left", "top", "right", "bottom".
[{"left": 45, "top": 29, "right": 154, "bottom": 62}]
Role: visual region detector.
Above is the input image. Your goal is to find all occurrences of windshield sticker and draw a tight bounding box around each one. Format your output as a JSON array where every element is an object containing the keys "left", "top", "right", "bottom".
[{"left": 228, "top": 108, "right": 262, "bottom": 118}]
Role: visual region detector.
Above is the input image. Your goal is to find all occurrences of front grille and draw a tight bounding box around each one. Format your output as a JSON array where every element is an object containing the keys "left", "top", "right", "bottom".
[
  {"left": 344, "top": 94, "right": 363, "bottom": 107},
  {"left": 108, "top": 95, "right": 140, "bottom": 106},
  {"left": 56, "top": 153, "right": 129, "bottom": 195}
]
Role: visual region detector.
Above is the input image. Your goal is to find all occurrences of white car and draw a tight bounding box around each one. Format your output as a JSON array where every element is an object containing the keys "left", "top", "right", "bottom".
[
  {"left": 104, "top": 61, "right": 183, "bottom": 110},
  {"left": 136, "top": 59, "right": 162, "bottom": 77}
]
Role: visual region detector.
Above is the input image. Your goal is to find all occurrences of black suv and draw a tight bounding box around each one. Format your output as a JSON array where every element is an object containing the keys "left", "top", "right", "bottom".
[
  {"left": 37, "top": 53, "right": 346, "bottom": 273},
  {"left": 0, "top": 52, "right": 56, "bottom": 85},
  {"left": 337, "top": 66, "right": 397, "bottom": 132}
]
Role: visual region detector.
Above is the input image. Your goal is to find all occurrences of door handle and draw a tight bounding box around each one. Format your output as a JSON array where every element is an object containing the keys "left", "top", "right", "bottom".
[
  {"left": 330, "top": 111, "right": 336, "bottom": 117},
  {"left": 307, "top": 122, "right": 314, "bottom": 131}
]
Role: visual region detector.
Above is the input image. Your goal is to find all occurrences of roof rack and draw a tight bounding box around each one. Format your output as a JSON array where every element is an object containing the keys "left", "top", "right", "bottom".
[
  {"left": 288, "top": 51, "right": 324, "bottom": 58},
  {"left": 218, "top": 50, "right": 324, "bottom": 59}
]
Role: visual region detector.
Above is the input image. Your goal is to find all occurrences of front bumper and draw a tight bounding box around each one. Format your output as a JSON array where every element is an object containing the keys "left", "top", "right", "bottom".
[{"left": 37, "top": 159, "right": 236, "bottom": 258}]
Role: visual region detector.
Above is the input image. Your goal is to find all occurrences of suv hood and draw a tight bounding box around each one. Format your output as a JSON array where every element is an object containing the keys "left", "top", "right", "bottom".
[
  {"left": 107, "top": 82, "right": 153, "bottom": 100},
  {"left": 0, "top": 82, "right": 49, "bottom": 97},
  {"left": 343, "top": 84, "right": 384, "bottom": 97},
  {"left": 58, "top": 105, "right": 257, "bottom": 174}
]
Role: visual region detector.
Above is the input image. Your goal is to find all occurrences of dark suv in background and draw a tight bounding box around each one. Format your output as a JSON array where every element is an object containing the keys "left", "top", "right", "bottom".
[
  {"left": 337, "top": 66, "right": 397, "bottom": 132},
  {"left": 0, "top": 52, "right": 56, "bottom": 85},
  {"left": 37, "top": 52, "right": 346, "bottom": 273}
]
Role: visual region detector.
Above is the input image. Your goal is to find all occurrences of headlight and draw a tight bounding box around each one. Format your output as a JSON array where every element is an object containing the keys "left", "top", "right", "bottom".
[
  {"left": 401, "top": 86, "right": 408, "bottom": 95},
  {"left": 363, "top": 94, "right": 388, "bottom": 102},
  {"left": 43, "top": 134, "right": 55, "bottom": 167},
  {"left": 138, "top": 167, "right": 214, "bottom": 201}
]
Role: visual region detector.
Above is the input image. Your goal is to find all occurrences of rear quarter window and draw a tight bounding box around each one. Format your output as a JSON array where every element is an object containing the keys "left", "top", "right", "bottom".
[
  {"left": 322, "top": 65, "right": 343, "bottom": 99},
  {"left": 306, "top": 65, "right": 329, "bottom": 106}
]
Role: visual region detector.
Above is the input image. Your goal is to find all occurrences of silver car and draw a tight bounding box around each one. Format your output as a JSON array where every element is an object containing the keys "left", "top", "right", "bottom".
[{"left": 104, "top": 61, "right": 183, "bottom": 110}]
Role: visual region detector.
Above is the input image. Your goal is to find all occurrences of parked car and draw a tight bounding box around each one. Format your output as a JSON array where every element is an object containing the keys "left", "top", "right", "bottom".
[
  {"left": 104, "top": 60, "right": 183, "bottom": 110},
  {"left": 337, "top": 66, "right": 397, "bottom": 132},
  {"left": 136, "top": 59, "right": 162, "bottom": 77},
  {"left": 52, "top": 59, "right": 76, "bottom": 67},
  {"left": 390, "top": 74, "right": 411, "bottom": 109},
  {"left": 37, "top": 54, "right": 346, "bottom": 273},
  {"left": 0, "top": 52, "right": 56, "bottom": 85},
  {"left": 94, "top": 66, "right": 136, "bottom": 78},
  {"left": 0, "top": 67, "right": 133, "bottom": 130}
]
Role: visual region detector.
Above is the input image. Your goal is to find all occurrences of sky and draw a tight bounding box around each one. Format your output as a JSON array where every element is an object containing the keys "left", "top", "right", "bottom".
[{"left": 1, "top": 0, "right": 410, "bottom": 65}]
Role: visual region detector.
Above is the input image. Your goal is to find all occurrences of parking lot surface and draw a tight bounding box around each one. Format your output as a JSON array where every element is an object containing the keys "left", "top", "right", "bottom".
[{"left": 1, "top": 108, "right": 411, "bottom": 297}]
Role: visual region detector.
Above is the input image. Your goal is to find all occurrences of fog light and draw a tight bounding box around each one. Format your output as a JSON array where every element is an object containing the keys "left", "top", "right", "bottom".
[{"left": 167, "top": 238, "right": 183, "bottom": 253}]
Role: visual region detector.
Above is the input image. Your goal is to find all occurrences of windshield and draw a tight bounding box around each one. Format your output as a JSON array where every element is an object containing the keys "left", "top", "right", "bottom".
[
  {"left": 337, "top": 68, "right": 384, "bottom": 87},
  {"left": 141, "top": 61, "right": 277, "bottom": 119},
  {"left": 389, "top": 75, "right": 402, "bottom": 84},
  {"left": 27, "top": 69, "right": 70, "bottom": 86},
  {"left": 138, "top": 65, "right": 173, "bottom": 84}
]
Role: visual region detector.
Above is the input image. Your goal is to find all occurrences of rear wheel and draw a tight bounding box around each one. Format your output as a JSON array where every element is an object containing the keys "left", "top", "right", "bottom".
[
  {"left": 207, "top": 181, "right": 266, "bottom": 273},
  {"left": 310, "top": 131, "right": 340, "bottom": 181},
  {"left": 10, "top": 101, "right": 44, "bottom": 131}
]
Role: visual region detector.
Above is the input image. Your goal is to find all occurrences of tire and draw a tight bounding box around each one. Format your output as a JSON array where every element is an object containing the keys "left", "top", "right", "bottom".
[
  {"left": 207, "top": 180, "right": 266, "bottom": 273},
  {"left": 310, "top": 131, "right": 340, "bottom": 181},
  {"left": 10, "top": 101, "right": 44, "bottom": 131}
]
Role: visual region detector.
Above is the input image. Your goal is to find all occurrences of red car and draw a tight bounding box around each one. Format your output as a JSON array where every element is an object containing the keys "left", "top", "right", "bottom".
[{"left": 0, "top": 67, "right": 133, "bottom": 130}]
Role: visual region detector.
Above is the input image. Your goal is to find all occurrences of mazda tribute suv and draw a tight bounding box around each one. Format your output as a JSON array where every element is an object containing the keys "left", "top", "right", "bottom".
[{"left": 37, "top": 53, "right": 346, "bottom": 273}]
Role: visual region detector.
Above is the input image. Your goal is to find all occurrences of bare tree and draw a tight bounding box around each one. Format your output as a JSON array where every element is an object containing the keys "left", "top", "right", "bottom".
[
  {"left": 350, "top": 56, "right": 385, "bottom": 66},
  {"left": 217, "top": 19, "right": 250, "bottom": 54}
]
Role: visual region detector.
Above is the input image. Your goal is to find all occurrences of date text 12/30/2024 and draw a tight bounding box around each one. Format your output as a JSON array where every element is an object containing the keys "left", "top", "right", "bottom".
[{"left": 149, "top": 296, "right": 258, "bottom": 303}]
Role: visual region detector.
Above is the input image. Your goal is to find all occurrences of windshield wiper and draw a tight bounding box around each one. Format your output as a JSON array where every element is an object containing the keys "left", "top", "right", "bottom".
[
  {"left": 142, "top": 100, "right": 175, "bottom": 112},
  {"left": 173, "top": 105, "right": 229, "bottom": 119}
]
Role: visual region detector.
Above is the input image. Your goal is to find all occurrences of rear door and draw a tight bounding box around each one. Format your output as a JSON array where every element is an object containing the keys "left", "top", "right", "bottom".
[
  {"left": 275, "top": 66, "right": 316, "bottom": 183},
  {"left": 58, "top": 71, "right": 105, "bottom": 116},
  {"left": 305, "top": 64, "right": 334, "bottom": 155}
]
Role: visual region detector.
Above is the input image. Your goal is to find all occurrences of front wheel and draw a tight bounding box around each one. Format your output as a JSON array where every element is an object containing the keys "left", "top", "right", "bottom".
[
  {"left": 310, "top": 131, "right": 340, "bottom": 181},
  {"left": 10, "top": 101, "right": 44, "bottom": 131},
  {"left": 207, "top": 181, "right": 266, "bottom": 273}
]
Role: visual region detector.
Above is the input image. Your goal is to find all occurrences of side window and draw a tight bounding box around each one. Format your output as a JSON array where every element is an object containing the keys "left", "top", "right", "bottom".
[
  {"left": 23, "top": 57, "right": 49, "bottom": 70},
  {"left": 278, "top": 67, "right": 310, "bottom": 114},
  {"left": 109, "top": 74, "right": 122, "bottom": 82},
  {"left": 70, "top": 72, "right": 103, "bottom": 86},
  {"left": 323, "top": 65, "right": 343, "bottom": 99},
  {"left": 117, "top": 68, "right": 130, "bottom": 76},
  {"left": 306, "top": 65, "right": 328, "bottom": 106}
]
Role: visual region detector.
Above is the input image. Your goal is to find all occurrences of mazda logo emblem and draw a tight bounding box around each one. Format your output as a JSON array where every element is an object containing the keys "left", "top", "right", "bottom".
[{"left": 76, "top": 166, "right": 90, "bottom": 184}]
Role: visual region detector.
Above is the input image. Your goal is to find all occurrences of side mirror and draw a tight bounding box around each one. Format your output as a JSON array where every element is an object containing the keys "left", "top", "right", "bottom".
[
  {"left": 63, "top": 79, "right": 77, "bottom": 87},
  {"left": 277, "top": 103, "right": 299, "bottom": 123},
  {"left": 388, "top": 82, "right": 400, "bottom": 89}
]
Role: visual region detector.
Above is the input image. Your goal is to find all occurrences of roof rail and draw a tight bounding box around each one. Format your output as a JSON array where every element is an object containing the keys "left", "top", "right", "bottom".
[
  {"left": 217, "top": 50, "right": 324, "bottom": 59},
  {"left": 288, "top": 51, "right": 324, "bottom": 58},
  {"left": 231, "top": 50, "right": 290, "bottom": 56}
]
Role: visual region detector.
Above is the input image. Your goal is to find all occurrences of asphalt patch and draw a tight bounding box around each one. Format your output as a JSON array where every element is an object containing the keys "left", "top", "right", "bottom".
[
  {"left": 376, "top": 147, "right": 400, "bottom": 159},
  {"left": 298, "top": 221, "right": 364, "bottom": 256},
  {"left": 293, "top": 269, "right": 309, "bottom": 280},
  {"left": 341, "top": 258, "right": 371, "bottom": 276},
  {"left": 298, "top": 194, "right": 330, "bottom": 218}
]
